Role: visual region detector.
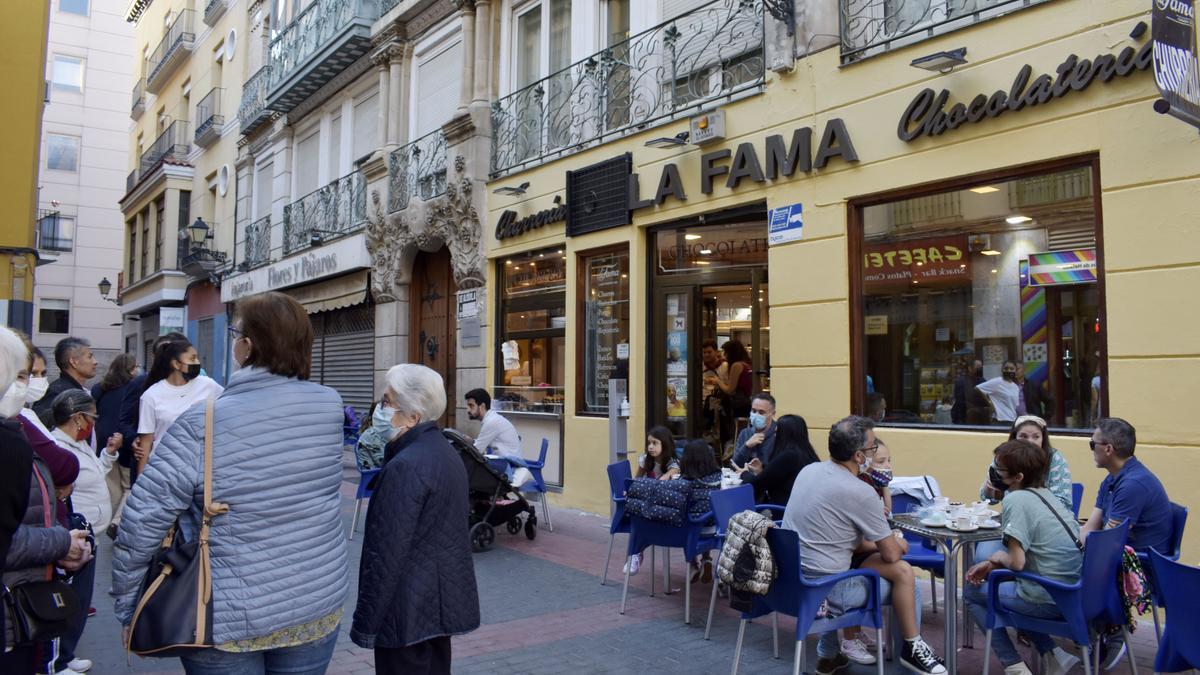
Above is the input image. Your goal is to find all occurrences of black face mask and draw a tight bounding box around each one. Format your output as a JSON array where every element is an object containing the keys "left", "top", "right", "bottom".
[
  {"left": 988, "top": 464, "right": 1008, "bottom": 493},
  {"left": 181, "top": 363, "right": 201, "bottom": 382}
]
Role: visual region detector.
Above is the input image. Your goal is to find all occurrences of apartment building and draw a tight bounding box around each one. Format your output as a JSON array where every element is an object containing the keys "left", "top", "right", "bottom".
[
  {"left": 119, "top": 0, "right": 249, "bottom": 384},
  {"left": 34, "top": 0, "right": 134, "bottom": 375}
]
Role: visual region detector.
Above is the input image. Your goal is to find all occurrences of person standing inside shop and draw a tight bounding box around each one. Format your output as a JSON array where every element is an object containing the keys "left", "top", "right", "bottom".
[
  {"left": 706, "top": 339, "right": 753, "bottom": 420},
  {"left": 952, "top": 359, "right": 983, "bottom": 424},
  {"left": 976, "top": 361, "right": 1022, "bottom": 425}
]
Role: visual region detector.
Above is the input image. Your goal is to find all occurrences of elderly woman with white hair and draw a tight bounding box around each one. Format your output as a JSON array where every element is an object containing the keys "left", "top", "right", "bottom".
[{"left": 351, "top": 363, "right": 480, "bottom": 675}]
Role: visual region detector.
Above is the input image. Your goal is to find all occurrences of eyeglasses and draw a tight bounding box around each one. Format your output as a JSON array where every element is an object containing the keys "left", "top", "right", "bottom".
[
  {"left": 1089, "top": 439, "right": 1109, "bottom": 451},
  {"left": 227, "top": 325, "right": 245, "bottom": 339},
  {"left": 859, "top": 444, "right": 879, "bottom": 456}
]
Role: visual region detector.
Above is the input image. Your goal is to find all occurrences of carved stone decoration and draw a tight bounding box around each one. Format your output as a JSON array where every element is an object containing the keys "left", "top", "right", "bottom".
[{"left": 367, "top": 154, "right": 484, "bottom": 303}]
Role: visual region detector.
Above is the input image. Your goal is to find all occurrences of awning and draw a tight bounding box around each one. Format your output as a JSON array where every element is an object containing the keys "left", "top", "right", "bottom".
[{"left": 281, "top": 270, "right": 369, "bottom": 315}]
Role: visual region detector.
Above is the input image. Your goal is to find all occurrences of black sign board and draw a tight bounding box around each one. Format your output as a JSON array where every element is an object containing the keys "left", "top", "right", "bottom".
[
  {"left": 1152, "top": 0, "right": 1200, "bottom": 130},
  {"left": 566, "top": 154, "right": 633, "bottom": 237}
]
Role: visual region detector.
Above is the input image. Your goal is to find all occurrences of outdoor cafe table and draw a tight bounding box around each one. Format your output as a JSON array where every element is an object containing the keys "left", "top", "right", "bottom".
[{"left": 890, "top": 512, "right": 1003, "bottom": 675}]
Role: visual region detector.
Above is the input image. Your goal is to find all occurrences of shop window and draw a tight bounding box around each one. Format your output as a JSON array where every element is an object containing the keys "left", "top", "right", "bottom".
[
  {"left": 496, "top": 247, "right": 566, "bottom": 410},
  {"left": 46, "top": 134, "right": 80, "bottom": 172},
  {"left": 577, "top": 245, "right": 630, "bottom": 415},
  {"left": 852, "top": 160, "right": 1105, "bottom": 431},
  {"left": 38, "top": 299, "right": 70, "bottom": 334}
]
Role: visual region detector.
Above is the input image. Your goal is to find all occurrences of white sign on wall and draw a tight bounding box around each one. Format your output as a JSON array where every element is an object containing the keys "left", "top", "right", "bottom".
[{"left": 220, "top": 234, "right": 371, "bottom": 303}]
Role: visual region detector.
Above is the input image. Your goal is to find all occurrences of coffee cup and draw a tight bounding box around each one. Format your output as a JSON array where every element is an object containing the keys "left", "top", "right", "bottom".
[
  {"left": 971, "top": 501, "right": 992, "bottom": 516},
  {"left": 952, "top": 516, "right": 974, "bottom": 529},
  {"left": 932, "top": 497, "right": 950, "bottom": 510},
  {"left": 924, "top": 511, "right": 947, "bottom": 525}
]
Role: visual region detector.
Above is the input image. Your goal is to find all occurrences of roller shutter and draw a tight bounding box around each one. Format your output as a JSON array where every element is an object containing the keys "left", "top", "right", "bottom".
[{"left": 310, "top": 303, "right": 375, "bottom": 415}]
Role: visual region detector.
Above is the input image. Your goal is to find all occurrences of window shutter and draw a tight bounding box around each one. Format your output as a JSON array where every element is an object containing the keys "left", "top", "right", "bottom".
[
  {"left": 295, "top": 132, "right": 320, "bottom": 195},
  {"left": 415, "top": 41, "right": 463, "bottom": 138},
  {"left": 351, "top": 95, "right": 377, "bottom": 161}
]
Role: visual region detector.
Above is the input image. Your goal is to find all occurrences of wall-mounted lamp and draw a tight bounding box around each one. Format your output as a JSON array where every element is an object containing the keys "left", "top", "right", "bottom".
[
  {"left": 644, "top": 131, "right": 690, "bottom": 149},
  {"left": 97, "top": 277, "right": 120, "bottom": 305},
  {"left": 910, "top": 47, "right": 968, "bottom": 73},
  {"left": 493, "top": 181, "right": 530, "bottom": 196}
]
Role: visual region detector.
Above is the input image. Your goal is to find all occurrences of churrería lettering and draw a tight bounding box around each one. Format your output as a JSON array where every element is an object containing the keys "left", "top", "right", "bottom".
[{"left": 494, "top": 204, "right": 568, "bottom": 240}]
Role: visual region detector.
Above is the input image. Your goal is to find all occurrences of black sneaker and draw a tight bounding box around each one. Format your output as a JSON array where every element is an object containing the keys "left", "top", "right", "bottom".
[
  {"left": 900, "top": 637, "right": 947, "bottom": 674},
  {"left": 1099, "top": 634, "right": 1127, "bottom": 671},
  {"left": 816, "top": 652, "right": 850, "bottom": 675}
]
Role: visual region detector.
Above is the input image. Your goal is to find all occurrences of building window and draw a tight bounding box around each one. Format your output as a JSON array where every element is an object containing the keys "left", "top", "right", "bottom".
[
  {"left": 60, "top": 0, "right": 88, "bottom": 15},
  {"left": 495, "top": 247, "right": 566, "bottom": 410},
  {"left": 50, "top": 55, "right": 84, "bottom": 93},
  {"left": 127, "top": 221, "right": 137, "bottom": 282},
  {"left": 852, "top": 159, "right": 1105, "bottom": 431},
  {"left": 38, "top": 299, "right": 70, "bottom": 334},
  {"left": 46, "top": 134, "right": 80, "bottom": 172},
  {"left": 154, "top": 198, "right": 165, "bottom": 271},
  {"left": 177, "top": 190, "right": 191, "bottom": 266},
  {"left": 37, "top": 213, "right": 74, "bottom": 251},
  {"left": 140, "top": 208, "right": 150, "bottom": 278},
  {"left": 577, "top": 245, "right": 630, "bottom": 415}
]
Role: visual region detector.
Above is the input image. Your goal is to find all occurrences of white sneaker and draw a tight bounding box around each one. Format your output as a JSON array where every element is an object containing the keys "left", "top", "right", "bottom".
[
  {"left": 622, "top": 553, "right": 642, "bottom": 576},
  {"left": 67, "top": 660, "right": 92, "bottom": 673},
  {"left": 1042, "top": 646, "right": 1081, "bottom": 675},
  {"left": 1003, "top": 664, "right": 1033, "bottom": 675},
  {"left": 841, "top": 637, "right": 877, "bottom": 665}
]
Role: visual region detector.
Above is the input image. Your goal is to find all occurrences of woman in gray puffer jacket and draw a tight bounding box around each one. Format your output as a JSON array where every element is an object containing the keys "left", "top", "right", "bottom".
[{"left": 112, "top": 292, "right": 349, "bottom": 675}]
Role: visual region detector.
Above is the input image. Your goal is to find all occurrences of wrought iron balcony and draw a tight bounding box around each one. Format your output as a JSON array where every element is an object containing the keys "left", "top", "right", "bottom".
[
  {"left": 36, "top": 210, "right": 72, "bottom": 252},
  {"left": 195, "top": 88, "right": 223, "bottom": 147},
  {"left": 146, "top": 10, "right": 195, "bottom": 94},
  {"left": 238, "top": 66, "right": 274, "bottom": 135},
  {"left": 266, "top": 0, "right": 379, "bottom": 114},
  {"left": 131, "top": 78, "right": 145, "bottom": 120},
  {"left": 839, "top": 0, "right": 1051, "bottom": 64},
  {"left": 241, "top": 214, "right": 272, "bottom": 270},
  {"left": 282, "top": 170, "right": 366, "bottom": 256},
  {"left": 203, "top": 0, "right": 228, "bottom": 27},
  {"left": 490, "top": 0, "right": 765, "bottom": 178},
  {"left": 180, "top": 239, "right": 229, "bottom": 278},
  {"left": 134, "top": 120, "right": 190, "bottom": 189},
  {"left": 126, "top": 168, "right": 137, "bottom": 194},
  {"left": 387, "top": 129, "right": 448, "bottom": 213}
]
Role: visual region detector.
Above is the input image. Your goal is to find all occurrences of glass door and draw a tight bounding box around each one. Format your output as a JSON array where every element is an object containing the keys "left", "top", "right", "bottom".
[
  {"left": 1047, "top": 284, "right": 1101, "bottom": 428},
  {"left": 653, "top": 286, "right": 695, "bottom": 440}
]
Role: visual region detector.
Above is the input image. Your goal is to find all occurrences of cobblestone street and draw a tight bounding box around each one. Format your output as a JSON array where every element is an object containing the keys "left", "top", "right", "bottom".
[{"left": 77, "top": 457, "right": 1160, "bottom": 674}]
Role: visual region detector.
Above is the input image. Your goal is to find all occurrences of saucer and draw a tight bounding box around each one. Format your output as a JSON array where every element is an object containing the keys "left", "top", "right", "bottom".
[
  {"left": 919, "top": 517, "right": 949, "bottom": 527},
  {"left": 977, "top": 520, "right": 1001, "bottom": 529},
  {"left": 947, "top": 522, "right": 980, "bottom": 532}
]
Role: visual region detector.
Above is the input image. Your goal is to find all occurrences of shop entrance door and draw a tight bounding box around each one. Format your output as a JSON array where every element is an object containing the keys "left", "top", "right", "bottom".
[
  {"left": 410, "top": 248, "right": 457, "bottom": 429},
  {"left": 1045, "top": 284, "right": 1102, "bottom": 429}
]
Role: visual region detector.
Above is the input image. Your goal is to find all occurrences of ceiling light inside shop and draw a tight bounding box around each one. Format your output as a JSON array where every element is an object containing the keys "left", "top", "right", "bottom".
[
  {"left": 1006, "top": 215, "right": 1033, "bottom": 224},
  {"left": 991, "top": 269, "right": 998, "bottom": 274},
  {"left": 981, "top": 249, "right": 1001, "bottom": 256},
  {"left": 970, "top": 186, "right": 1000, "bottom": 194},
  {"left": 685, "top": 234, "right": 702, "bottom": 240},
  {"left": 505, "top": 260, "right": 512, "bottom": 265},
  {"left": 696, "top": 261, "right": 711, "bottom": 265},
  {"left": 700, "top": 248, "right": 713, "bottom": 255}
]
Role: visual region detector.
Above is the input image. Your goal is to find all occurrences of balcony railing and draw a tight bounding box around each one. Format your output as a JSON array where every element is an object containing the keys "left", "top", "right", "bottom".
[
  {"left": 36, "top": 210, "right": 72, "bottom": 252},
  {"left": 490, "top": 0, "right": 764, "bottom": 178},
  {"left": 126, "top": 168, "right": 138, "bottom": 194},
  {"left": 180, "top": 232, "right": 229, "bottom": 277},
  {"left": 282, "top": 170, "right": 366, "bottom": 255},
  {"left": 238, "top": 66, "right": 274, "bottom": 135},
  {"left": 203, "top": 0, "right": 228, "bottom": 26},
  {"left": 127, "top": 120, "right": 190, "bottom": 193},
  {"left": 146, "top": 10, "right": 195, "bottom": 93},
  {"left": 131, "top": 78, "right": 145, "bottom": 119},
  {"left": 241, "top": 214, "right": 272, "bottom": 270},
  {"left": 266, "top": 0, "right": 378, "bottom": 113},
  {"left": 195, "top": 88, "right": 223, "bottom": 147},
  {"left": 839, "top": 0, "right": 1051, "bottom": 63},
  {"left": 388, "top": 129, "right": 448, "bottom": 213}
]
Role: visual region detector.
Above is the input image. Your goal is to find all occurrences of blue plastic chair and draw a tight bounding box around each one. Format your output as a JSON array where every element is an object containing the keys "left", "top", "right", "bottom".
[
  {"left": 1071, "top": 482, "right": 1084, "bottom": 519},
  {"left": 1147, "top": 549, "right": 1200, "bottom": 673},
  {"left": 619, "top": 482, "right": 718, "bottom": 625},
  {"left": 731, "top": 527, "right": 885, "bottom": 675},
  {"left": 600, "top": 460, "right": 633, "bottom": 586},
  {"left": 980, "top": 520, "right": 1132, "bottom": 675},
  {"left": 518, "top": 438, "right": 553, "bottom": 532},
  {"left": 348, "top": 467, "right": 381, "bottom": 540},
  {"left": 1135, "top": 502, "right": 1188, "bottom": 642},
  {"left": 702, "top": 485, "right": 788, "bottom": 640},
  {"left": 892, "top": 493, "right": 946, "bottom": 616}
]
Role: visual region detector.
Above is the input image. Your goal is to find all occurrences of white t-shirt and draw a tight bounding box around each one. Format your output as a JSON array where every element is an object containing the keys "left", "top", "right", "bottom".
[
  {"left": 138, "top": 376, "right": 224, "bottom": 443},
  {"left": 474, "top": 409, "right": 522, "bottom": 459},
  {"left": 976, "top": 376, "right": 1021, "bottom": 423}
]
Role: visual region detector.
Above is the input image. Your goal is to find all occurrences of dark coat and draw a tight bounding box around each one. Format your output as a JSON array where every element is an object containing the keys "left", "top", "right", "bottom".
[
  {"left": 351, "top": 422, "right": 480, "bottom": 649},
  {"left": 119, "top": 373, "right": 148, "bottom": 482},
  {"left": 0, "top": 419, "right": 33, "bottom": 573},
  {"left": 91, "top": 381, "right": 134, "bottom": 467},
  {"left": 740, "top": 447, "right": 814, "bottom": 505},
  {"left": 31, "top": 373, "right": 86, "bottom": 429},
  {"left": 1022, "top": 378, "right": 1054, "bottom": 419}
]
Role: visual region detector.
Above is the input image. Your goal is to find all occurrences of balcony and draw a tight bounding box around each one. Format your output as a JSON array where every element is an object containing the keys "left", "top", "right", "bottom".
[
  {"left": 126, "top": 120, "right": 190, "bottom": 193},
  {"left": 265, "top": 0, "right": 379, "bottom": 114},
  {"left": 238, "top": 66, "right": 274, "bottom": 135},
  {"left": 195, "top": 88, "right": 223, "bottom": 147},
  {"left": 839, "top": 0, "right": 1052, "bottom": 64},
  {"left": 282, "top": 170, "right": 366, "bottom": 256},
  {"left": 490, "top": 0, "right": 765, "bottom": 178},
  {"left": 240, "top": 214, "right": 272, "bottom": 271},
  {"left": 131, "top": 78, "right": 145, "bottom": 120},
  {"left": 179, "top": 226, "right": 229, "bottom": 278},
  {"left": 146, "top": 10, "right": 195, "bottom": 94},
  {"left": 387, "top": 129, "right": 448, "bottom": 213},
  {"left": 203, "top": 0, "right": 228, "bottom": 27},
  {"left": 36, "top": 210, "right": 72, "bottom": 253},
  {"left": 126, "top": 168, "right": 137, "bottom": 194}
]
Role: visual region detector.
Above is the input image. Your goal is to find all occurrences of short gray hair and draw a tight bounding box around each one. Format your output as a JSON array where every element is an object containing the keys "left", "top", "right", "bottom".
[
  {"left": 829, "top": 415, "right": 875, "bottom": 462},
  {"left": 52, "top": 389, "right": 95, "bottom": 427},
  {"left": 1095, "top": 417, "right": 1137, "bottom": 459},
  {"left": 385, "top": 363, "right": 447, "bottom": 423},
  {"left": 0, "top": 326, "right": 28, "bottom": 394}
]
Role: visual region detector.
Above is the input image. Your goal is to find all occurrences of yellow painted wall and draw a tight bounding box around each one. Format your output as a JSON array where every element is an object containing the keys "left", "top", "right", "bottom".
[{"left": 487, "top": 0, "right": 1200, "bottom": 561}]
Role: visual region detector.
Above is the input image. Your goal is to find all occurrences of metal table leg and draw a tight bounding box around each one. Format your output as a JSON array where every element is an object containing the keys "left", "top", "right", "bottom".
[
  {"left": 939, "top": 539, "right": 961, "bottom": 675},
  {"left": 961, "top": 544, "right": 975, "bottom": 649}
]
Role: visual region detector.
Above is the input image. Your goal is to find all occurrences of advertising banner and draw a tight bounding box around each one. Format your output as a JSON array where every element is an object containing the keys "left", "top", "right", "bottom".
[
  {"left": 1027, "top": 249, "right": 1097, "bottom": 286},
  {"left": 1152, "top": 0, "right": 1200, "bottom": 130}
]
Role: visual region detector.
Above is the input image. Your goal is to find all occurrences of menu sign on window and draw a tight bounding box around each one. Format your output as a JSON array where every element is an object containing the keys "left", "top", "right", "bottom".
[
  {"left": 582, "top": 249, "right": 630, "bottom": 414},
  {"left": 863, "top": 236, "right": 971, "bottom": 292}
]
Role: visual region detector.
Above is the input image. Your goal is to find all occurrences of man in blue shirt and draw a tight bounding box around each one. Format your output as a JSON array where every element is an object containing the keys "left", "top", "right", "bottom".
[
  {"left": 1080, "top": 416, "right": 1172, "bottom": 669},
  {"left": 732, "top": 393, "right": 777, "bottom": 467}
]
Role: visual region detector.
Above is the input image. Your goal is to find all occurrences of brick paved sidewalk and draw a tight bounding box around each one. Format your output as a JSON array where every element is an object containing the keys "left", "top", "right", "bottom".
[{"left": 77, "top": 460, "right": 1161, "bottom": 674}]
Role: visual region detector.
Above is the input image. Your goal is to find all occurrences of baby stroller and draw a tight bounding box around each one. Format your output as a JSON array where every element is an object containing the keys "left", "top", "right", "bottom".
[{"left": 443, "top": 428, "right": 538, "bottom": 552}]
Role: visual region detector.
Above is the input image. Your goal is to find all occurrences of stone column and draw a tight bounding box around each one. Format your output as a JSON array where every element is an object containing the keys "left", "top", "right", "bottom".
[
  {"left": 396, "top": 42, "right": 412, "bottom": 145},
  {"left": 472, "top": 0, "right": 491, "bottom": 105},
  {"left": 456, "top": 0, "right": 476, "bottom": 113},
  {"left": 388, "top": 44, "right": 403, "bottom": 146},
  {"left": 373, "top": 50, "right": 391, "bottom": 151}
]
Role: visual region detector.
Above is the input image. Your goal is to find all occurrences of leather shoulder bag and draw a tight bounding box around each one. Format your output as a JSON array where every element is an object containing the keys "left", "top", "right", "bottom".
[{"left": 127, "top": 397, "right": 229, "bottom": 656}]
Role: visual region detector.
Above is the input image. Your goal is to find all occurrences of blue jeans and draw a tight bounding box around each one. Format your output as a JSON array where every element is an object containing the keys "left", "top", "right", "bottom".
[
  {"left": 179, "top": 626, "right": 339, "bottom": 675},
  {"left": 811, "top": 575, "right": 922, "bottom": 659},
  {"left": 964, "top": 581, "right": 1061, "bottom": 666}
]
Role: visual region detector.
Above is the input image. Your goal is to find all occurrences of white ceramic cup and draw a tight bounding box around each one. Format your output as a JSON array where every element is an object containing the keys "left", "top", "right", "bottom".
[
  {"left": 953, "top": 516, "right": 974, "bottom": 529},
  {"left": 932, "top": 497, "right": 950, "bottom": 510}
]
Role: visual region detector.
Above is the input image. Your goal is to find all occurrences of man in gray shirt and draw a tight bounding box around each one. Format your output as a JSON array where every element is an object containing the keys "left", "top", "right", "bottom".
[{"left": 783, "top": 415, "right": 946, "bottom": 675}]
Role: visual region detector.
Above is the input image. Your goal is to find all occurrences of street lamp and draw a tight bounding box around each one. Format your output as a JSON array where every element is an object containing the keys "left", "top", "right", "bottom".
[
  {"left": 188, "top": 217, "right": 211, "bottom": 249},
  {"left": 97, "top": 277, "right": 119, "bottom": 305}
]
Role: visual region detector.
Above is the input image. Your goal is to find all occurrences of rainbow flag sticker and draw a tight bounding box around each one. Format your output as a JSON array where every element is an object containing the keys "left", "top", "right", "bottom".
[{"left": 1027, "top": 249, "right": 1097, "bottom": 287}]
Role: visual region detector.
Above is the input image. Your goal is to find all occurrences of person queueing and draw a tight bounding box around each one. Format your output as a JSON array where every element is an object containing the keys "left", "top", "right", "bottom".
[
  {"left": 117, "top": 332, "right": 187, "bottom": 486},
  {"left": 132, "top": 337, "right": 223, "bottom": 474},
  {"left": 31, "top": 337, "right": 97, "bottom": 428},
  {"left": 90, "top": 353, "right": 138, "bottom": 539},
  {"left": 964, "top": 440, "right": 1083, "bottom": 675}
]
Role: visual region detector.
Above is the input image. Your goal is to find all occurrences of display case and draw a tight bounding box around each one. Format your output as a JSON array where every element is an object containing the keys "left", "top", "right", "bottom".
[{"left": 492, "top": 385, "right": 565, "bottom": 415}]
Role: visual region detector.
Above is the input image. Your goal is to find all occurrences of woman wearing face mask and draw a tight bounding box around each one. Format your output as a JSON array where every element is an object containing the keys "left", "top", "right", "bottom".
[
  {"left": 979, "top": 415, "right": 1073, "bottom": 511},
  {"left": 354, "top": 401, "right": 397, "bottom": 470},
  {"left": 133, "top": 338, "right": 223, "bottom": 473},
  {"left": 113, "top": 292, "right": 349, "bottom": 674},
  {"left": 739, "top": 414, "right": 820, "bottom": 505},
  {"left": 351, "top": 363, "right": 480, "bottom": 675}
]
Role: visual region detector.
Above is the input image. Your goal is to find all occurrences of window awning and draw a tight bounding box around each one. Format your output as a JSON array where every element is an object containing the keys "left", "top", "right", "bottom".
[{"left": 280, "top": 270, "right": 369, "bottom": 315}]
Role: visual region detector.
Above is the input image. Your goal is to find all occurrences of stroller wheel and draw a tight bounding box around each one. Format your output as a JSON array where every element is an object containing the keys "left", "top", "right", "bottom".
[
  {"left": 470, "top": 522, "right": 495, "bottom": 552},
  {"left": 524, "top": 516, "right": 537, "bottom": 540},
  {"left": 506, "top": 518, "right": 522, "bottom": 535}
]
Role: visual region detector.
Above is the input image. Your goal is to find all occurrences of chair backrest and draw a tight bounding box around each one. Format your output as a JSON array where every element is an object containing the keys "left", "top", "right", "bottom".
[
  {"left": 1079, "top": 520, "right": 1130, "bottom": 621},
  {"left": 1071, "top": 483, "right": 1084, "bottom": 519},
  {"left": 892, "top": 493, "right": 921, "bottom": 515},
  {"left": 356, "top": 467, "right": 381, "bottom": 499},
  {"left": 1148, "top": 549, "right": 1200, "bottom": 669},
  {"left": 536, "top": 437, "right": 549, "bottom": 464},
  {"left": 761, "top": 527, "right": 804, "bottom": 619},
  {"left": 710, "top": 484, "right": 755, "bottom": 535},
  {"left": 1167, "top": 502, "right": 1189, "bottom": 558},
  {"left": 607, "top": 460, "right": 632, "bottom": 500}
]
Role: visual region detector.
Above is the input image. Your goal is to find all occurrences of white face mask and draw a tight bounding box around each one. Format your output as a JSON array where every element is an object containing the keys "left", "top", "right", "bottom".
[
  {"left": 25, "top": 377, "right": 49, "bottom": 404},
  {"left": 0, "top": 381, "right": 28, "bottom": 418}
]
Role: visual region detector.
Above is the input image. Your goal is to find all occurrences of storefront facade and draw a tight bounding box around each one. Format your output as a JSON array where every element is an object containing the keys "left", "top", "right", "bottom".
[{"left": 485, "top": 0, "right": 1200, "bottom": 561}]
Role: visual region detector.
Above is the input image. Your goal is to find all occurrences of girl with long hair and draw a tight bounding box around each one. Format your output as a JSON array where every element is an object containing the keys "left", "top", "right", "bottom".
[
  {"left": 637, "top": 426, "right": 679, "bottom": 480},
  {"left": 133, "top": 337, "right": 223, "bottom": 472},
  {"left": 739, "top": 414, "right": 820, "bottom": 504}
]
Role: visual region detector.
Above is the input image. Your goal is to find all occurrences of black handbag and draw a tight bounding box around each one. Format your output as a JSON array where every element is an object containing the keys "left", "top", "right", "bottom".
[
  {"left": 5, "top": 579, "right": 80, "bottom": 644},
  {"left": 127, "top": 397, "right": 228, "bottom": 657}
]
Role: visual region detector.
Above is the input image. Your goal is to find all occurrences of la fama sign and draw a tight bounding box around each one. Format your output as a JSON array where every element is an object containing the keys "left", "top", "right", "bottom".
[{"left": 220, "top": 234, "right": 371, "bottom": 303}]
